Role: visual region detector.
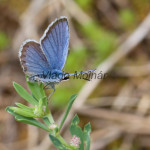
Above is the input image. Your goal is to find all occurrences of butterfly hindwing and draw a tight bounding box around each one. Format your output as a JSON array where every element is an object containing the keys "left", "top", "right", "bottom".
[
  {"left": 19, "top": 40, "right": 50, "bottom": 76},
  {"left": 40, "top": 17, "right": 69, "bottom": 70}
]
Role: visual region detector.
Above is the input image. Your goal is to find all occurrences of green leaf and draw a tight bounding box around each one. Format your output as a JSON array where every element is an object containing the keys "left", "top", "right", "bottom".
[
  {"left": 13, "top": 82, "right": 38, "bottom": 105},
  {"left": 43, "top": 113, "right": 54, "bottom": 126},
  {"left": 43, "top": 116, "right": 51, "bottom": 126},
  {"left": 59, "top": 94, "right": 77, "bottom": 131},
  {"left": 49, "top": 134, "right": 66, "bottom": 150},
  {"left": 33, "top": 97, "right": 49, "bottom": 118},
  {"left": 15, "top": 116, "right": 50, "bottom": 132},
  {"left": 6, "top": 107, "right": 50, "bottom": 132},
  {"left": 38, "top": 98, "right": 44, "bottom": 116},
  {"left": 72, "top": 114, "right": 80, "bottom": 124},
  {"left": 69, "top": 114, "right": 84, "bottom": 150},
  {"left": 15, "top": 103, "right": 34, "bottom": 111},
  {"left": 119, "top": 8, "right": 136, "bottom": 30},
  {"left": 7, "top": 106, "right": 36, "bottom": 118},
  {"left": 0, "top": 30, "right": 9, "bottom": 50},
  {"left": 27, "top": 81, "right": 46, "bottom": 100},
  {"left": 42, "top": 96, "right": 49, "bottom": 114},
  {"left": 83, "top": 123, "right": 91, "bottom": 150}
]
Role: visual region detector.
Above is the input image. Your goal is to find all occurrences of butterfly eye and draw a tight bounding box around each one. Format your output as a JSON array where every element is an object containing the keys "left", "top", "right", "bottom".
[{"left": 63, "top": 76, "right": 70, "bottom": 80}]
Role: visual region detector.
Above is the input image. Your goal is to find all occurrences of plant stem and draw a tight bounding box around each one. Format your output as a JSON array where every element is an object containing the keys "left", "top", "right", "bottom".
[
  {"left": 56, "top": 134, "right": 77, "bottom": 150},
  {"left": 43, "top": 112, "right": 54, "bottom": 127},
  {"left": 47, "top": 112, "right": 54, "bottom": 124}
]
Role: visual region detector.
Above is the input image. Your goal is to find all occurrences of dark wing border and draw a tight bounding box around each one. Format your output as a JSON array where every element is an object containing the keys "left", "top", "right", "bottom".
[{"left": 19, "top": 39, "right": 49, "bottom": 75}]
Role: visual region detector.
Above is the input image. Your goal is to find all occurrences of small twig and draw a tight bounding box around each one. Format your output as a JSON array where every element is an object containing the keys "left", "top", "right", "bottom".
[
  {"left": 112, "top": 82, "right": 134, "bottom": 110},
  {"left": 60, "top": 0, "right": 91, "bottom": 25},
  {"left": 76, "top": 107, "right": 150, "bottom": 134},
  {"left": 91, "top": 127, "right": 122, "bottom": 150},
  {"left": 87, "top": 96, "right": 139, "bottom": 107},
  {"left": 12, "top": 0, "right": 46, "bottom": 54},
  {"left": 112, "top": 63, "right": 150, "bottom": 77},
  {"left": 97, "top": 0, "right": 119, "bottom": 28}
]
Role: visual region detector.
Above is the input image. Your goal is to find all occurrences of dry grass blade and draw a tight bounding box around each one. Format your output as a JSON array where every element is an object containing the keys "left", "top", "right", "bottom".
[
  {"left": 77, "top": 107, "right": 150, "bottom": 135},
  {"left": 91, "top": 127, "right": 123, "bottom": 150},
  {"left": 74, "top": 13, "right": 150, "bottom": 109}
]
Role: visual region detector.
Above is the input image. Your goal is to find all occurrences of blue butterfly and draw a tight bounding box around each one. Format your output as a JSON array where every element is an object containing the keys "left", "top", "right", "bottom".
[{"left": 19, "top": 16, "right": 95, "bottom": 96}]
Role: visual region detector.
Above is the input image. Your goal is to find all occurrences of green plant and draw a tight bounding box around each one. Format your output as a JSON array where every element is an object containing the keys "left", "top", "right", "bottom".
[
  {"left": 119, "top": 8, "right": 137, "bottom": 30},
  {"left": 0, "top": 31, "right": 9, "bottom": 50},
  {"left": 6, "top": 79, "right": 91, "bottom": 150}
]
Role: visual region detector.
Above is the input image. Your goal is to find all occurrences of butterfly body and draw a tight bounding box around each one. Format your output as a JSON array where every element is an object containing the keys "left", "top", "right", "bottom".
[{"left": 29, "top": 70, "right": 69, "bottom": 83}]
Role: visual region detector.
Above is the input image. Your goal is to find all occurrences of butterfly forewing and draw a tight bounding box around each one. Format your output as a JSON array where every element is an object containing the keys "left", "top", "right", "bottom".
[
  {"left": 40, "top": 17, "right": 69, "bottom": 70},
  {"left": 19, "top": 40, "right": 50, "bottom": 75}
]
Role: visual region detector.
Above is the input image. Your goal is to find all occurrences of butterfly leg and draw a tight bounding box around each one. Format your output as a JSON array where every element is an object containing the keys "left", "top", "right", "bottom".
[
  {"left": 28, "top": 75, "right": 39, "bottom": 82},
  {"left": 48, "top": 83, "right": 55, "bottom": 100},
  {"left": 43, "top": 82, "right": 55, "bottom": 99},
  {"left": 82, "top": 78, "right": 90, "bottom": 81},
  {"left": 48, "top": 87, "right": 55, "bottom": 100},
  {"left": 44, "top": 84, "right": 50, "bottom": 89}
]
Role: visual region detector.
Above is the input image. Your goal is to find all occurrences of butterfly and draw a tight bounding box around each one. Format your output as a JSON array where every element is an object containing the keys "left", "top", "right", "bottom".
[{"left": 19, "top": 16, "right": 95, "bottom": 96}]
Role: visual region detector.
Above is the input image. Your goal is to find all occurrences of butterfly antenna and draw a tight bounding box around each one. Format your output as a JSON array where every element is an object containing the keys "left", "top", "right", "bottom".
[{"left": 82, "top": 78, "right": 91, "bottom": 81}]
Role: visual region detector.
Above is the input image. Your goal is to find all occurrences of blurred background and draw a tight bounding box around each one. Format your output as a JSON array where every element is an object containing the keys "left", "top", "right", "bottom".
[{"left": 1, "top": 0, "right": 150, "bottom": 150}]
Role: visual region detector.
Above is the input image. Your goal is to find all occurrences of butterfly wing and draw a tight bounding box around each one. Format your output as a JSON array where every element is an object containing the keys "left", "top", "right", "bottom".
[
  {"left": 40, "top": 16, "right": 69, "bottom": 70},
  {"left": 19, "top": 40, "right": 50, "bottom": 76}
]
